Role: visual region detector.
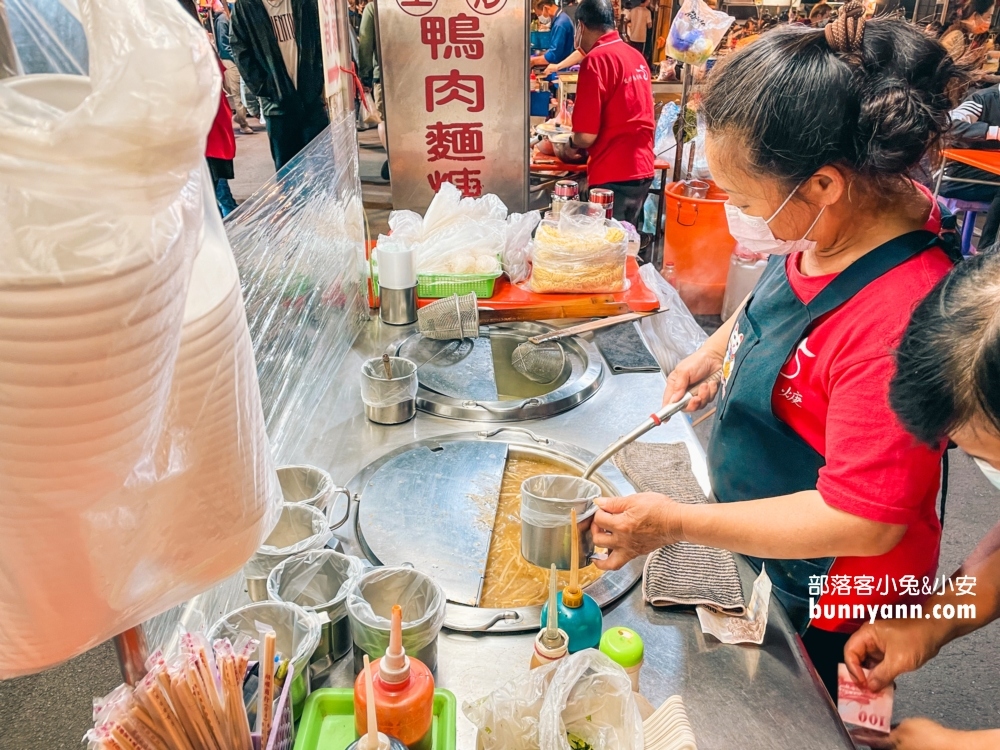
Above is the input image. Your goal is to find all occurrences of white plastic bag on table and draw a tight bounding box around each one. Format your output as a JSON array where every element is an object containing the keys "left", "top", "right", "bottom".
[
  {"left": 637, "top": 264, "right": 708, "bottom": 374},
  {"left": 0, "top": 0, "right": 280, "bottom": 678},
  {"left": 503, "top": 210, "right": 542, "bottom": 285},
  {"left": 463, "top": 649, "right": 644, "bottom": 750},
  {"left": 527, "top": 204, "right": 629, "bottom": 293},
  {"left": 666, "top": 0, "right": 734, "bottom": 66}
]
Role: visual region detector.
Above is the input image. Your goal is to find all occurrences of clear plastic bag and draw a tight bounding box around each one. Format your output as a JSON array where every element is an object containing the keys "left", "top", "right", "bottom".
[
  {"left": 344, "top": 567, "right": 446, "bottom": 659},
  {"left": 666, "top": 0, "right": 734, "bottom": 66},
  {"left": 360, "top": 357, "right": 418, "bottom": 408},
  {"left": 244, "top": 504, "right": 333, "bottom": 580},
  {"left": 464, "top": 649, "right": 644, "bottom": 750},
  {"left": 266, "top": 549, "right": 366, "bottom": 618},
  {"left": 520, "top": 475, "right": 600, "bottom": 528},
  {"left": 527, "top": 206, "right": 629, "bottom": 294},
  {"left": 637, "top": 264, "right": 708, "bottom": 374},
  {"left": 0, "top": 0, "right": 280, "bottom": 678},
  {"left": 502, "top": 210, "right": 542, "bottom": 285}
]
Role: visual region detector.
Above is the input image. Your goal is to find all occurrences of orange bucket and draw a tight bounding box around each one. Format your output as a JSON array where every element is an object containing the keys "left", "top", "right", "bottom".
[{"left": 663, "top": 181, "right": 736, "bottom": 316}]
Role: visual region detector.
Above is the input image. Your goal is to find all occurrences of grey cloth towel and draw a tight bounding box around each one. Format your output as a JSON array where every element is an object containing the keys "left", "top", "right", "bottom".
[
  {"left": 614, "top": 442, "right": 746, "bottom": 616},
  {"left": 593, "top": 322, "right": 661, "bottom": 374}
]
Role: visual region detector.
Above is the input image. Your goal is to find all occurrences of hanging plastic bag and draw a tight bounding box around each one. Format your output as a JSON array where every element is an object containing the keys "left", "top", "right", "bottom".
[
  {"left": 637, "top": 264, "right": 708, "bottom": 374},
  {"left": 0, "top": 0, "right": 280, "bottom": 678},
  {"left": 463, "top": 649, "right": 644, "bottom": 750},
  {"left": 666, "top": 0, "right": 734, "bottom": 66},
  {"left": 502, "top": 210, "right": 541, "bottom": 285}
]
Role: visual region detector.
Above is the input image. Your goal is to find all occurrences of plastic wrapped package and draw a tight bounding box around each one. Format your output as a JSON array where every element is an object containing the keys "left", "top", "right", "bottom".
[
  {"left": 0, "top": 0, "right": 281, "bottom": 678},
  {"left": 226, "top": 107, "right": 369, "bottom": 462},
  {"left": 464, "top": 649, "right": 644, "bottom": 750},
  {"left": 666, "top": 0, "right": 734, "bottom": 66},
  {"left": 344, "top": 567, "right": 446, "bottom": 660},
  {"left": 527, "top": 207, "right": 629, "bottom": 294},
  {"left": 636, "top": 264, "right": 708, "bottom": 374}
]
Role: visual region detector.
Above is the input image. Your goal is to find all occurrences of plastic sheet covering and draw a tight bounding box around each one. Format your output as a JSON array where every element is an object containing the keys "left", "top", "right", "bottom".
[
  {"left": 6, "top": 0, "right": 86, "bottom": 75},
  {"left": 0, "top": 0, "right": 280, "bottom": 678},
  {"left": 344, "top": 567, "right": 446, "bottom": 659},
  {"left": 225, "top": 108, "right": 368, "bottom": 462},
  {"left": 464, "top": 649, "right": 643, "bottom": 750}
]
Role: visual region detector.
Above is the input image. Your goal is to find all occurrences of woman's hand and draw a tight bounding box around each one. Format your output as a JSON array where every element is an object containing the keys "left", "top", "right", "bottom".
[
  {"left": 591, "top": 493, "right": 681, "bottom": 570},
  {"left": 843, "top": 619, "right": 948, "bottom": 692},
  {"left": 662, "top": 347, "right": 725, "bottom": 410}
]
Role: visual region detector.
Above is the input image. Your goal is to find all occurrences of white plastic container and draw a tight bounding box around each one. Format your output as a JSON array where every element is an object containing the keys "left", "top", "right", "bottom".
[{"left": 721, "top": 245, "right": 769, "bottom": 321}]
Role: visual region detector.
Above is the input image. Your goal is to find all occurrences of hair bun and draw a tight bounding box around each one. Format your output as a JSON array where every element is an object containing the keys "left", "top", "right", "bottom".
[{"left": 854, "top": 79, "right": 937, "bottom": 174}]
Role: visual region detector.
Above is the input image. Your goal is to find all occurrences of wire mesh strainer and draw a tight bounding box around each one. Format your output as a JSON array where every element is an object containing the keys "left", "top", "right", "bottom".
[
  {"left": 510, "top": 340, "right": 566, "bottom": 383},
  {"left": 416, "top": 293, "right": 480, "bottom": 340}
]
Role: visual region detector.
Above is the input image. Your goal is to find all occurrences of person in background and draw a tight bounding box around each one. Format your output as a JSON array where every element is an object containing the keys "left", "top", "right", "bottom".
[
  {"left": 590, "top": 5, "right": 961, "bottom": 700},
  {"left": 214, "top": 0, "right": 255, "bottom": 135},
  {"left": 844, "top": 251, "right": 1000, "bottom": 750},
  {"left": 231, "top": 0, "right": 329, "bottom": 171},
  {"left": 809, "top": 2, "right": 833, "bottom": 27},
  {"left": 530, "top": 0, "right": 577, "bottom": 77},
  {"left": 179, "top": 0, "right": 239, "bottom": 216},
  {"left": 939, "top": 83, "right": 1000, "bottom": 251},
  {"left": 357, "top": 0, "right": 389, "bottom": 181},
  {"left": 555, "top": 0, "right": 654, "bottom": 239},
  {"left": 626, "top": 0, "right": 653, "bottom": 60},
  {"left": 563, "top": 0, "right": 580, "bottom": 22}
]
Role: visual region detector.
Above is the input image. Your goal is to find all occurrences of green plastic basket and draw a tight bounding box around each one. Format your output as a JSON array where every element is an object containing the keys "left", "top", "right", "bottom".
[
  {"left": 416, "top": 272, "right": 500, "bottom": 299},
  {"left": 293, "top": 688, "right": 457, "bottom": 750}
]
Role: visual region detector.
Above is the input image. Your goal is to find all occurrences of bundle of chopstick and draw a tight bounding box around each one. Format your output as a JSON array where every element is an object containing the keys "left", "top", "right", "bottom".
[{"left": 86, "top": 632, "right": 258, "bottom": 750}]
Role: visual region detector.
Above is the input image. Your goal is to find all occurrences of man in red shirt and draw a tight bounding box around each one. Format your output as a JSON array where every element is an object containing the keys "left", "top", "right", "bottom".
[{"left": 559, "top": 0, "right": 655, "bottom": 237}]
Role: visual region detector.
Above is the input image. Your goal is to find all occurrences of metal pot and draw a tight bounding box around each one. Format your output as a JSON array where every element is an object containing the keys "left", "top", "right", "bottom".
[
  {"left": 519, "top": 475, "right": 601, "bottom": 570},
  {"left": 267, "top": 549, "right": 365, "bottom": 666},
  {"left": 277, "top": 464, "right": 349, "bottom": 513}
]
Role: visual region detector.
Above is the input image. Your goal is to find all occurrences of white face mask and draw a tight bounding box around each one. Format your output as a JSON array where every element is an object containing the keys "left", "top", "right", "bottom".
[
  {"left": 724, "top": 184, "right": 826, "bottom": 256},
  {"left": 973, "top": 457, "right": 1000, "bottom": 491}
]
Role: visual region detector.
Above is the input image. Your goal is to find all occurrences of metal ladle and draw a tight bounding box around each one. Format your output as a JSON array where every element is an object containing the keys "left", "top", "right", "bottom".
[{"left": 581, "top": 370, "right": 723, "bottom": 480}]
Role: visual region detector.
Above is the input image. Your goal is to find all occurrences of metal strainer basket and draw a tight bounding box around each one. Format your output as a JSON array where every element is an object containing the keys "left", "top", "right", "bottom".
[
  {"left": 416, "top": 292, "right": 480, "bottom": 340},
  {"left": 511, "top": 340, "right": 566, "bottom": 383}
]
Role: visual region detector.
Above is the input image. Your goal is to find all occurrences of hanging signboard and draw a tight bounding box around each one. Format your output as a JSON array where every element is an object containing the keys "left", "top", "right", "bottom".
[{"left": 377, "top": 0, "right": 530, "bottom": 211}]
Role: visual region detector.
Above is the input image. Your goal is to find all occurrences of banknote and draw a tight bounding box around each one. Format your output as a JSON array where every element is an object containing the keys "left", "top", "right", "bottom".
[
  {"left": 696, "top": 565, "right": 772, "bottom": 645},
  {"left": 837, "top": 664, "right": 893, "bottom": 737}
]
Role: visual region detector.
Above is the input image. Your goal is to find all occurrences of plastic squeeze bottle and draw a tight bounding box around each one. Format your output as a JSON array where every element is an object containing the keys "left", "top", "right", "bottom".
[
  {"left": 530, "top": 564, "right": 569, "bottom": 669},
  {"left": 346, "top": 654, "right": 408, "bottom": 750},
  {"left": 541, "top": 509, "right": 603, "bottom": 653},
  {"left": 599, "top": 626, "right": 645, "bottom": 692},
  {"left": 354, "top": 604, "right": 435, "bottom": 750}
]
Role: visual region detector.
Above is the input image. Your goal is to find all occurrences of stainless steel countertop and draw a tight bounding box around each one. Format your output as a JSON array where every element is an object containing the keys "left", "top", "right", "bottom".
[{"left": 292, "top": 320, "right": 855, "bottom": 750}]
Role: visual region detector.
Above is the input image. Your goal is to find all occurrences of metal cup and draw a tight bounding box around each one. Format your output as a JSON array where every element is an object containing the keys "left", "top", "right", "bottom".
[
  {"left": 519, "top": 475, "right": 602, "bottom": 569},
  {"left": 682, "top": 179, "right": 710, "bottom": 199},
  {"left": 276, "top": 464, "right": 350, "bottom": 515},
  {"left": 361, "top": 356, "right": 418, "bottom": 425}
]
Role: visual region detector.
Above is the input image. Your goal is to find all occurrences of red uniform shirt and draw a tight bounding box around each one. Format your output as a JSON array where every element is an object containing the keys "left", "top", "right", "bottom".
[
  {"left": 772, "top": 196, "right": 950, "bottom": 633},
  {"left": 573, "top": 31, "right": 655, "bottom": 186}
]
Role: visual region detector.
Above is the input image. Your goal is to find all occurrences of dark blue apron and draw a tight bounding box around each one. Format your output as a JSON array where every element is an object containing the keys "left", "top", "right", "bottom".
[{"left": 707, "top": 230, "right": 940, "bottom": 634}]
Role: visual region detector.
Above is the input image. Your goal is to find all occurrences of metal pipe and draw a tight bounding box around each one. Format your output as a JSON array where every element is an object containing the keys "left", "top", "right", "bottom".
[
  {"left": 671, "top": 63, "right": 694, "bottom": 184},
  {"left": 113, "top": 625, "right": 150, "bottom": 686}
]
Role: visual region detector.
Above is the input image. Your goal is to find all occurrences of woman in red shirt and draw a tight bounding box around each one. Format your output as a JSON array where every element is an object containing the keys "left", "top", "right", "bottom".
[{"left": 592, "top": 2, "right": 962, "bottom": 698}]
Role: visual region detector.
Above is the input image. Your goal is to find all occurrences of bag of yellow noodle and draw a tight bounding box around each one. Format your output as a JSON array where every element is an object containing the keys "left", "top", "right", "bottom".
[{"left": 525, "top": 204, "right": 629, "bottom": 293}]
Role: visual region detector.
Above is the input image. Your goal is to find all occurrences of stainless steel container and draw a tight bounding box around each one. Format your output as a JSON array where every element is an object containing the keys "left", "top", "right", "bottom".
[
  {"left": 361, "top": 356, "right": 418, "bottom": 425},
  {"left": 520, "top": 475, "right": 602, "bottom": 569},
  {"left": 267, "top": 549, "right": 366, "bottom": 666},
  {"left": 379, "top": 286, "right": 418, "bottom": 326},
  {"left": 345, "top": 566, "right": 445, "bottom": 674},
  {"left": 551, "top": 179, "right": 580, "bottom": 217},
  {"left": 277, "top": 464, "right": 349, "bottom": 513},
  {"left": 245, "top": 502, "right": 349, "bottom": 601},
  {"left": 589, "top": 188, "right": 615, "bottom": 220},
  {"left": 208, "top": 601, "right": 321, "bottom": 720}
]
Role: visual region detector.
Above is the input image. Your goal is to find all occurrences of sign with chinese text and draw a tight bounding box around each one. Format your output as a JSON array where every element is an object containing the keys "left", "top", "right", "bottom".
[
  {"left": 377, "top": 0, "right": 529, "bottom": 211},
  {"left": 317, "top": 0, "right": 353, "bottom": 114}
]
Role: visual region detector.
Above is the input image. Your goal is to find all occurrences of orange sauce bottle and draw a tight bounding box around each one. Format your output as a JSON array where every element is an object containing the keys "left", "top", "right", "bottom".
[{"left": 354, "top": 604, "right": 435, "bottom": 750}]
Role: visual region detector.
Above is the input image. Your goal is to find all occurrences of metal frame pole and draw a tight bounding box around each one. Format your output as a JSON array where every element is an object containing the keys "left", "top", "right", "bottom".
[{"left": 671, "top": 63, "right": 693, "bottom": 184}]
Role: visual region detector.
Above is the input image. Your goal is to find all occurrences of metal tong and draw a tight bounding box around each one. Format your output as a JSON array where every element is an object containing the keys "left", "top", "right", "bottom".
[{"left": 581, "top": 370, "right": 723, "bottom": 480}]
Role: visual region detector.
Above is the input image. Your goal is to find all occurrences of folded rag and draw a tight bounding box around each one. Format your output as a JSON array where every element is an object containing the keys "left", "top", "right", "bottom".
[
  {"left": 593, "top": 321, "right": 661, "bottom": 374},
  {"left": 614, "top": 442, "right": 746, "bottom": 616}
]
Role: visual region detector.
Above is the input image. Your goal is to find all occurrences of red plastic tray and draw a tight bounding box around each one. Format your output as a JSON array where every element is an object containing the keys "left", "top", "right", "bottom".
[{"left": 415, "top": 256, "right": 658, "bottom": 313}]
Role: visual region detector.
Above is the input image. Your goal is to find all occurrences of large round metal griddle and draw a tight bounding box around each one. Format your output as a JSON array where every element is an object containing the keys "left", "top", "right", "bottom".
[
  {"left": 392, "top": 322, "right": 603, "bottom": 422},
  {"left": 346, "top": 429, "right": 643, "bottom": 633}
]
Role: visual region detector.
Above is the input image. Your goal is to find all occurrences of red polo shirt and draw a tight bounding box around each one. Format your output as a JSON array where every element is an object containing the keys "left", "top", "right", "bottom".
[{"left": 573, "top": 31, "right": 655, "bottom": 185}]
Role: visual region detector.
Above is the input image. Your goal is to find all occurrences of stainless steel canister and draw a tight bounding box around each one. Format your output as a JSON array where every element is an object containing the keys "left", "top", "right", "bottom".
[
  {"left": 551, "top": 179, "right": 580, "bottom": 217},
  {"left": 588, "top": 188, "right": 615, "bottom": 220},
  {"left": 276, "top": 464, "right": 349, "bottom": 514},
  {"left": 520, "top": 475, "right": 602, "bottom": 569},
  {"left": 379, "top": 286, "right": 418, "bottom": 326},
  {"left": 267, "top": 549, "right": 366, "bottom": 667},
  {"left": 360, "top": 356, "right": 418, "bottom": 425}
]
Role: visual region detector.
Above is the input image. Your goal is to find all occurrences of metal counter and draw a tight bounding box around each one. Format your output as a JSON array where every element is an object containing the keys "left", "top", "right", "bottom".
[{"left": 289, "top": 319, "right": 855, "bottom": 750}]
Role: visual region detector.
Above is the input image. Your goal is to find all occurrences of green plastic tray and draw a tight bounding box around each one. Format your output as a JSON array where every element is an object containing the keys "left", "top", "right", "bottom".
[
  {"left": 416, "top": 273, "right": 499, "bottom": 299},
  {"left": 293, "top": 688, "right": 457, "bottom": 750}
]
